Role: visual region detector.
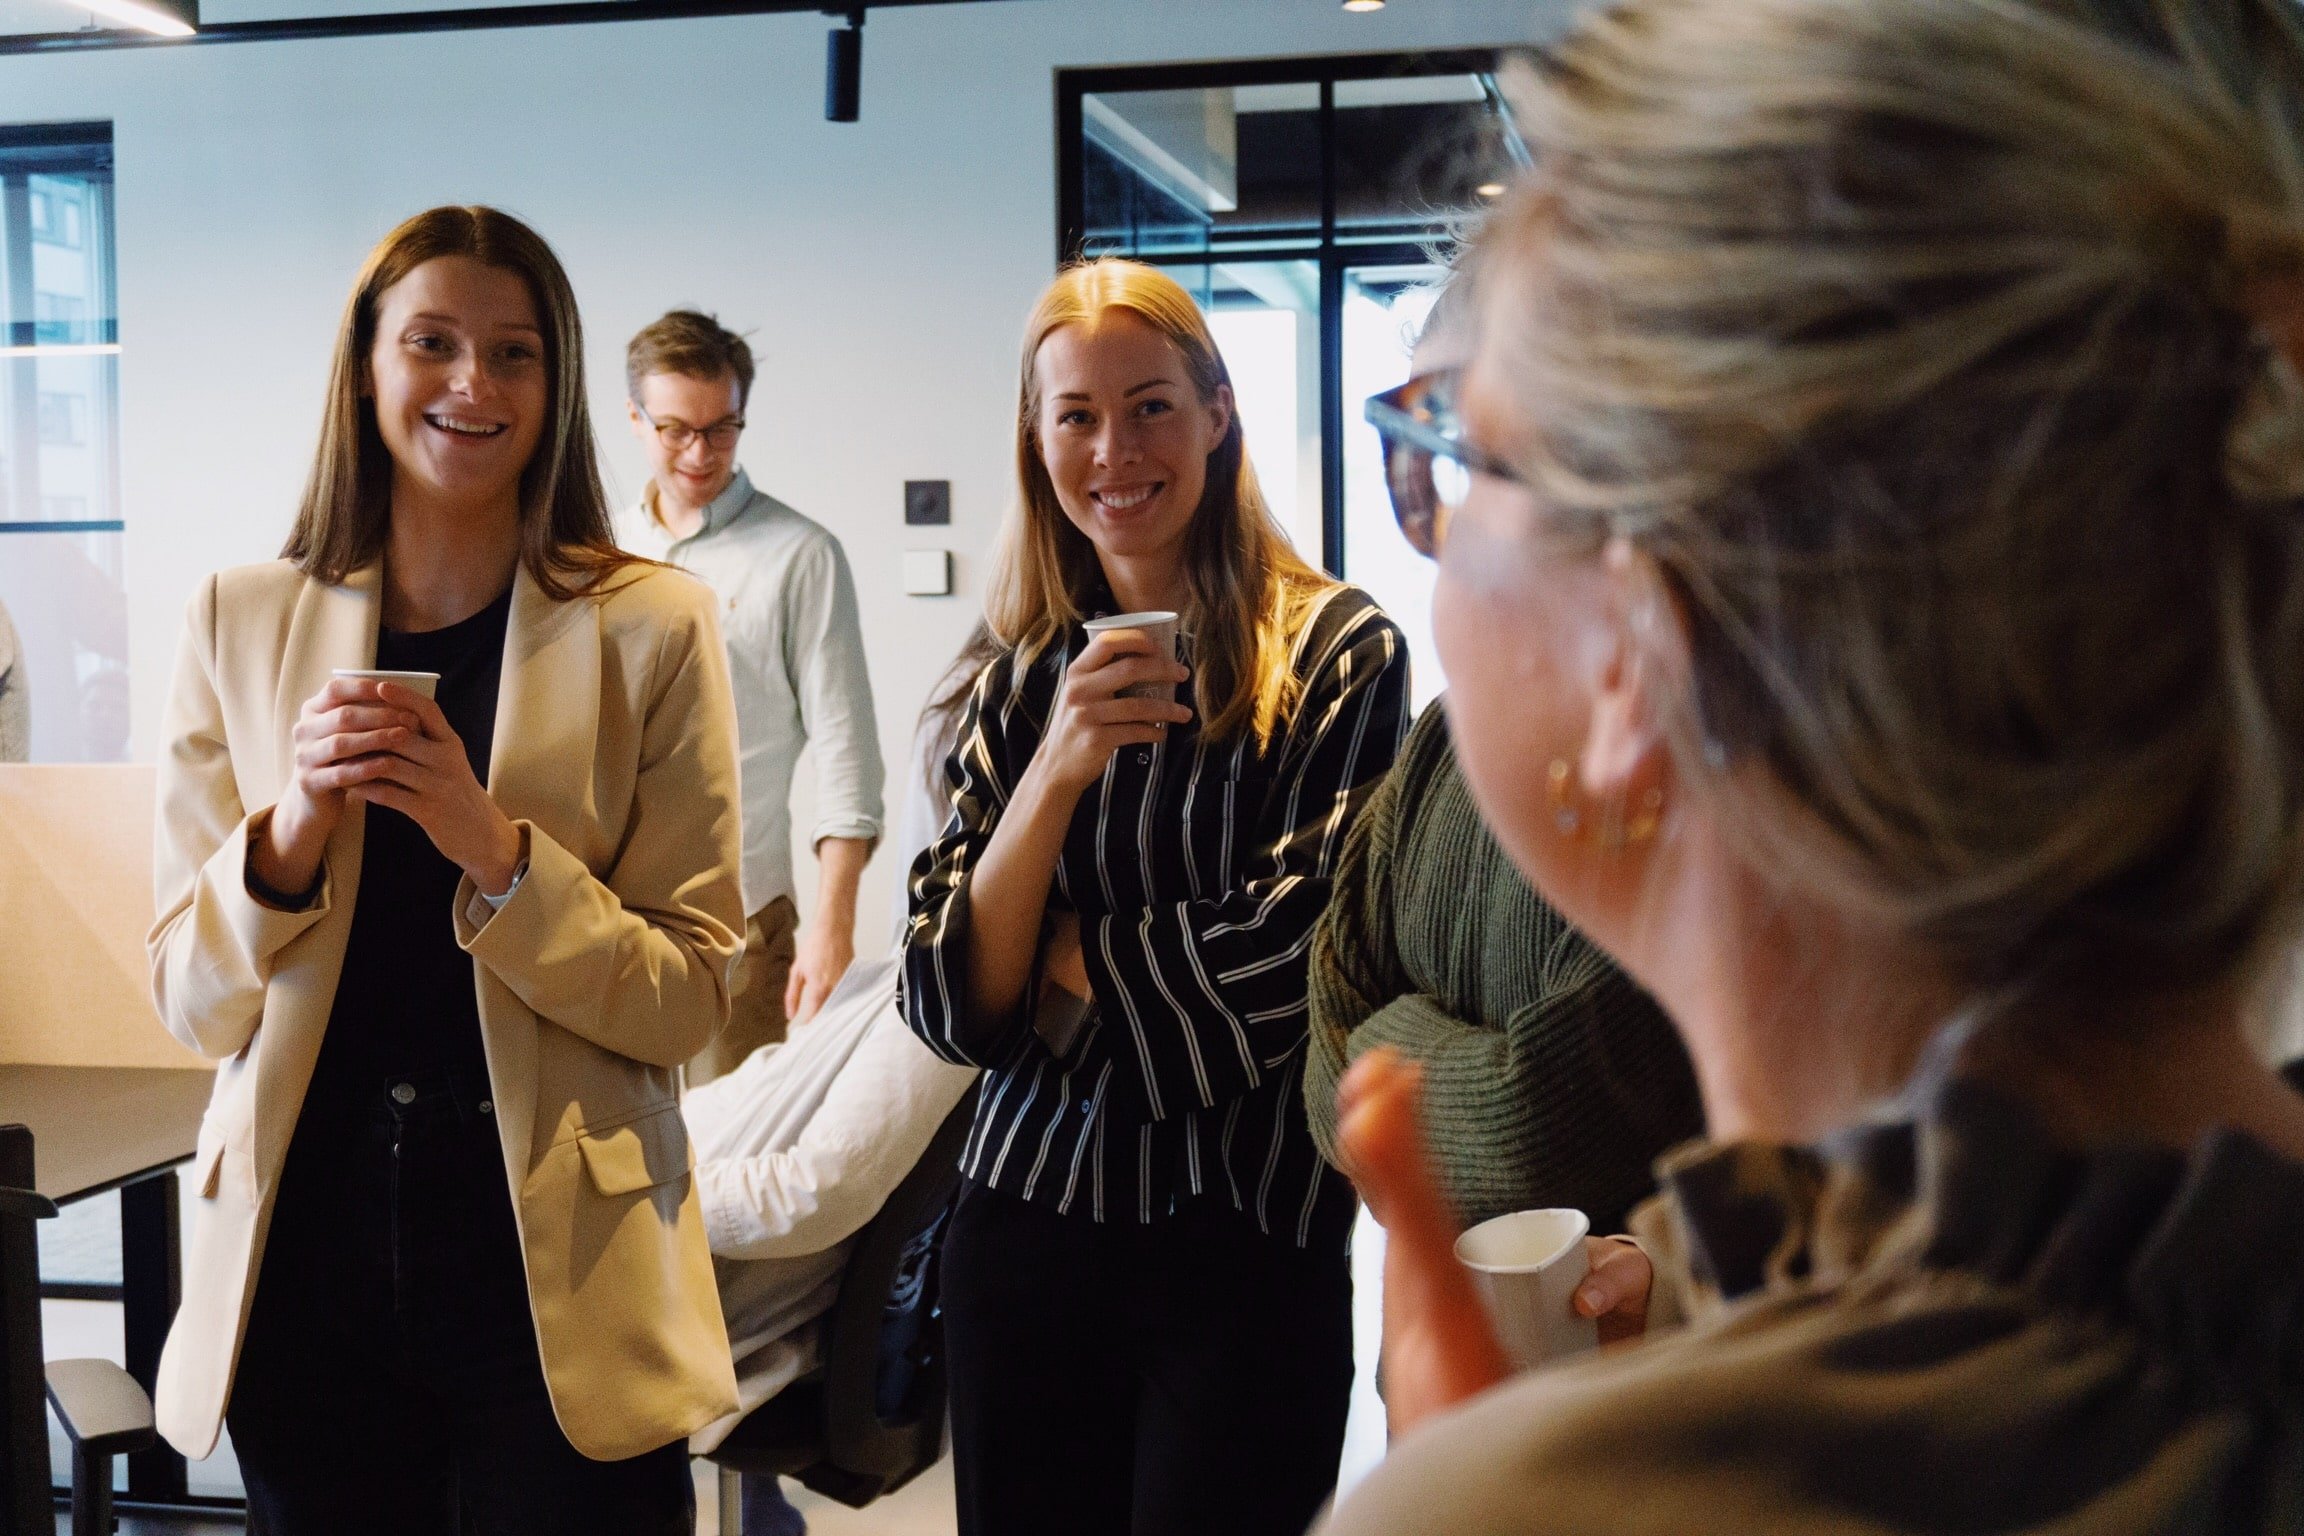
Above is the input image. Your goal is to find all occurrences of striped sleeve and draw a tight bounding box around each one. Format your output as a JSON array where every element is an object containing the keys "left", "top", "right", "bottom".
[
  {"left": 1081, "top": 604, "right": 1409, "bottom": 1121},
  {"left": 900, "top": 657, "right": 1030, "bottom": 1068}
]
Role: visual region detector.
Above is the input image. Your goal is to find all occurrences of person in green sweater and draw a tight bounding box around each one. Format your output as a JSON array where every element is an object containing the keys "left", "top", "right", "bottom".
[
  {"left": 1305, "top": 258, "right": 1703, "bottom": 1255},
  {"left": 1304, "top": 698, "right": 1702, "bottom": 1242}
]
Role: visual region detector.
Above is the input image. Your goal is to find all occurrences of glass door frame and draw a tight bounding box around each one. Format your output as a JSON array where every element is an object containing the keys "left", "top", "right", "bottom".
[{"left": 1056, "top": 50, "right": 1517, "bottom": 577}]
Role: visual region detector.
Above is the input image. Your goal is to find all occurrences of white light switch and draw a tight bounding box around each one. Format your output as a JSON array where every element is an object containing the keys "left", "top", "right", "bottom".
[{"left": 903, "top": 549, "right": 954, "bottom": 596}]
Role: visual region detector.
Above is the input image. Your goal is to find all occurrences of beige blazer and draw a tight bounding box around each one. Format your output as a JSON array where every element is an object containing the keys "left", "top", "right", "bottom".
[{"left": 147, "top": 557, "right": 745, "bottom": 1462}]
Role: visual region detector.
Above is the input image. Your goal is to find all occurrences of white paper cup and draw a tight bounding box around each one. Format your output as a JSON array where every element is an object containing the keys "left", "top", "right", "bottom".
[
  {"left": 332, "top": 668, "right": 440, "bottom": 701},
  {"left": 1082, "top": 611, "right": 1180, "bottom": 703},
  {"left": 1454, "top": 1207, "right": 1597, "bottom": 1369}
]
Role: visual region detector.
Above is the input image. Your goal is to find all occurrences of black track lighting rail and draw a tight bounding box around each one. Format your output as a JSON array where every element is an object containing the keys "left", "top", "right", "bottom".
[{"left": 0, "top": 0, "right": 1014, "bottom": 56}]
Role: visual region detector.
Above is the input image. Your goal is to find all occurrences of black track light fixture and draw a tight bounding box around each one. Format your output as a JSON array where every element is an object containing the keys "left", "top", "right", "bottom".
[
  {"left": 825, "top": 4, "right": 864, "bottom": 122},
  {"left": 82, "top": 0, "right": 196, "bottom": 35}
]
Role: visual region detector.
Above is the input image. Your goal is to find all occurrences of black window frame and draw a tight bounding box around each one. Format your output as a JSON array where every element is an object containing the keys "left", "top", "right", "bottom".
[{"left": 1055, "top": 50, "right": 1521, "bottom": 574}]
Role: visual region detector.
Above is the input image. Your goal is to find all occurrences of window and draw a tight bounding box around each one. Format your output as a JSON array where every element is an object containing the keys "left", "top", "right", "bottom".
[
  {"left": 37, "top": 391, "right": 87, "bottom": 446},
  {"left": 1059, "top": 55, "right": 1525, "bottom": 711},
  {"left": 28, "top": 181, "right": 85, "bottom": 250},
  {"left": 0, "top": 122, "right": 125, "bottom": 763}
]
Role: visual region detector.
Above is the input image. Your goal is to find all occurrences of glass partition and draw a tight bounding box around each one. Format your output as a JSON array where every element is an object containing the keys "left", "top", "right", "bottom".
[{"left": 0, "top": 124, "right": 125, "bottom": 763}]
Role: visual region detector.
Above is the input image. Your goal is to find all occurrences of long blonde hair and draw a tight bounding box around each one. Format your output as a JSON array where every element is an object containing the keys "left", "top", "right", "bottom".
[
  {"left": 987, "top": 260, "right": 1332, "bottom": 746},
  {"left": 1490, "top": 0, "right": 2304, "bottom": 1016},
  {"left": 282, "top": 205, "right": 638, "bottom": 599}
]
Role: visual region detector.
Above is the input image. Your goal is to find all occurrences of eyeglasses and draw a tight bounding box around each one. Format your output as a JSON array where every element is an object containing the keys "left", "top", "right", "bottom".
[
  {"left": 1363, "top": 368, "right": 1528, "bottom": 558},
  {"left": 637, "top": 404, "right": 745, "bottom": 453}
]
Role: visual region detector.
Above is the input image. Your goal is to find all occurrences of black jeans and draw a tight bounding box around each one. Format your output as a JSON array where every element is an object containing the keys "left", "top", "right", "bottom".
[
  {"left": 942, "top": 1180, "right": 1354, "bottom": 1536},
  {"left": 226, "top": 1068, "right": 694, "bottom": 1536}
]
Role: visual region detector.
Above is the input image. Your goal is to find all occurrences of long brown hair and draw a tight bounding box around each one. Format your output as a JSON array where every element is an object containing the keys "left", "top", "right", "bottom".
[
  {"left": 988, "top": 259, "right": 1334, "bottom": 746},
  {"left": 282, "top": 205, "right": 637, "bottom": 599}
]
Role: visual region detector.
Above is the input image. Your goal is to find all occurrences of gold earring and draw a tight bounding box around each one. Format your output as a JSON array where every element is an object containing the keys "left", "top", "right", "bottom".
[
  {"left": 1547, "top": 758, "right": 1584, "bottom": 838},
  {"left": 1547, "top": 758, "right": 1666, "bottom": 850}
]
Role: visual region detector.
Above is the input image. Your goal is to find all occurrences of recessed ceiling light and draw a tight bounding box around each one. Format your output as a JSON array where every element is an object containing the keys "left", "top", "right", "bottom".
[
  {"left": 1476, "top": 182, "right": 1506, "bottom": 198},
  {"left": 1343, "top": 0, "right": 1386, "bottom": 12},
  {"left": 74, "top": 0, "right": 194, "bottom": 34}
]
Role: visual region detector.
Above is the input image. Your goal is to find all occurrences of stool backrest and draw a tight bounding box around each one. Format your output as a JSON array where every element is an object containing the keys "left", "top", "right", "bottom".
[{"left": 0, "top": 1124, "right": 54, "bottom": 1536}]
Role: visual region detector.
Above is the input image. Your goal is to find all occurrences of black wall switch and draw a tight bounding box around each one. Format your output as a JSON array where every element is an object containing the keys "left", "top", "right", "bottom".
[{"left": 905, "top": 480, "right": 952, "bottom": 526}]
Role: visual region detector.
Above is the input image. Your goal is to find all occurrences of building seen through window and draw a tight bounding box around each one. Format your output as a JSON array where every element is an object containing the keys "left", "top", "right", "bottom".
[{"left": 0, "top": 123, "right": 126, "bottom": 763}]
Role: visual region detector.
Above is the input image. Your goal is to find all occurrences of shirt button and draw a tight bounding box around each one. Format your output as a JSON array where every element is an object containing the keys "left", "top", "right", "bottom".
[
  {"left": 1079, "top": 1100, "right": 1093, "bottom": 1116},
  {"left": 390, "top": 1082, "right": 416, "bottom": 1105},
  {"left": 477, "top": 1100, "right": 493, "bottom": 1116}
]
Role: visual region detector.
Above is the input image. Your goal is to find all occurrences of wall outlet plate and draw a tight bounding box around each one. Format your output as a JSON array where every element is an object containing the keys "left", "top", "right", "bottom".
[
  {"left": 904, "top": 480, "right": 951, "bottom": 526},
  {"left": 903, "top": 548, "right": 954, "bottom": 596}
]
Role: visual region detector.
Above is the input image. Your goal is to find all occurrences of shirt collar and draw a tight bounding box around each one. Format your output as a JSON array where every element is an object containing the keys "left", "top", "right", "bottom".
[{"left": 650, "top": 466, "right": 755, "bottom": 542}]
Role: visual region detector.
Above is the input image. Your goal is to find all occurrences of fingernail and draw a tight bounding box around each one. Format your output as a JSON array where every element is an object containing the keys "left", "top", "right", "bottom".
[{"left": 1576, "top": 1285, "right": 1602, "bottom": 1312}]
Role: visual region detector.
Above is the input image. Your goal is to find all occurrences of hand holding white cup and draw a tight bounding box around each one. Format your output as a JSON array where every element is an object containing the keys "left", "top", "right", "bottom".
[
  {"left": 1454, "top": 1208, "right": 1600, "bottom": 1369},
  {"left": 1081, "top": 612, "right": 1180, "bottom": 702},
  {"left": 331, "top": 667, "right": 441, "bottom": 701}
]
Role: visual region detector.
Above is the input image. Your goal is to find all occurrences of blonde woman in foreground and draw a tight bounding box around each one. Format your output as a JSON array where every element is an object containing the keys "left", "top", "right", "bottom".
[
  {"left": 904, "top": 259, "right": 1407, "bottom": 1535},
  {"left": 1327, "top": 1, "right": 2304, "bottom": 1531}
]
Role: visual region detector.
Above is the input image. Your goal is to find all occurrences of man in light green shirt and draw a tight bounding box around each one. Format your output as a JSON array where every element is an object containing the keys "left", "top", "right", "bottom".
[{"left": 617, "top": 311, "right": 884, "bottom": 1086}]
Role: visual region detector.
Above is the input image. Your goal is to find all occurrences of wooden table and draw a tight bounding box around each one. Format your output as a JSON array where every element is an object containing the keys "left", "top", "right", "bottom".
[{"left": 0, "top": 1063, "right": 212, "bottom": 1510}]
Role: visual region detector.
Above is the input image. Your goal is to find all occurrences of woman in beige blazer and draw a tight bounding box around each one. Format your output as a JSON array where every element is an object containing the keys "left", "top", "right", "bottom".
[{"left": 148, "top": 205, "right": 743, "bottom": 1534}]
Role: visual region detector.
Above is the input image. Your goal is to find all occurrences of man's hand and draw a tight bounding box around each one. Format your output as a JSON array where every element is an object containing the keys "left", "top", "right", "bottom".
[
  {"left": 785, "top": 835, "right": 871, "bottom": 1026},
  {"left": 784, "top": 920, "right": 855, "bottom": 1027}
]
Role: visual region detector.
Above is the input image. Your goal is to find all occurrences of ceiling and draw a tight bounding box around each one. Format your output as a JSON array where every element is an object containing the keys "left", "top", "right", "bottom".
[{"left": 0, "top": 0, "right": 1003, "bottom": 50}]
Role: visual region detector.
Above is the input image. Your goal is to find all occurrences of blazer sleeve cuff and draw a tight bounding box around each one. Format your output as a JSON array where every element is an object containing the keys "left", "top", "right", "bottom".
[
  {"left": 452, "top": 819, "right": 562, "bottom": 955},
  {"left": 225, "top": 808, "right": 334, "bottom": 953}
]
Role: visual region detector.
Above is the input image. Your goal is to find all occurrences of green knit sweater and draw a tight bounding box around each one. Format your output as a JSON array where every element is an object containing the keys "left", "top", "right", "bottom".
[{"left": 1303, "top": 701, "right": 1703, "bottom": 1234}]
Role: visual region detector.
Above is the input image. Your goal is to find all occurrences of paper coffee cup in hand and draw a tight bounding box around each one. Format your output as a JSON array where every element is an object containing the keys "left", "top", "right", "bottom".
[
  {"left": 1082, "top": 611, "right": 1180, "bottom": 703},
  {"left": 333, "top": 668, "right": 441, "bottom": 701},
  {"left": 1455, "top": 1207, "right": 1598, "bottom": 1369}
]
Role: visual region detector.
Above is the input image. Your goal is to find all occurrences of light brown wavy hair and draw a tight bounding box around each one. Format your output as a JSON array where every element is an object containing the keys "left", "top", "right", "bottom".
[
  {"left": 1487, "top": 0, "right": 2304, "bottom": 1017},
  {"left": 282, "top": 205, "right": 640, "bottom": 600},
  {"left": 987, "top": 259, "right": 1334, "bottom": 746}
]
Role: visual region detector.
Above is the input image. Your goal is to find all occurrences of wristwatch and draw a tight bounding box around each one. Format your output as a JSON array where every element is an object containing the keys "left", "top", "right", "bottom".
[{"left": 479, "top": 856, "right": 529, "bottom": 912}]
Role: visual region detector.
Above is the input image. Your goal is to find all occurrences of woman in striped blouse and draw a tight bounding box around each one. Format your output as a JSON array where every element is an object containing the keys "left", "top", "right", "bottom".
[{"left": 904, "top": 259, "right": 1409, "bottom": 1536}]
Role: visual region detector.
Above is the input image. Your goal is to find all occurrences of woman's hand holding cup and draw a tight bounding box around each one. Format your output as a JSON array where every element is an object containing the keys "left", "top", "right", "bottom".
[
  {"left": 1029, "top": 628, "right": 1192, "bottom": 798},
  {"left": 257, "top": 675, "right": 424, "bottom": 897},
  {"left": 344, "top": 680, "right": 525, "bottom": 897}
]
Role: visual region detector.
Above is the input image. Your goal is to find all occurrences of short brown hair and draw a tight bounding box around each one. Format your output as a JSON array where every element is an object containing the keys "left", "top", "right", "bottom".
[{"left": 625, "top": 309, "right": 754, "bottom": 407}]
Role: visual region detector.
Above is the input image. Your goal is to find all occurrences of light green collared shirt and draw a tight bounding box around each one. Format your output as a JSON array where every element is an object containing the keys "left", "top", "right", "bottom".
[{"left": 617, "top": 469, "right": 883, "bottom": 914}]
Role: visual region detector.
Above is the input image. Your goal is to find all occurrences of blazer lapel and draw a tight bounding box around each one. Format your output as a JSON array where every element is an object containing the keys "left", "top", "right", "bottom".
[
  {"left": 252, "top": 564, "right": 381, "bottom": 1181},
  {"left": 477, "top": 566, "right": 601, "bottom": 1173}
]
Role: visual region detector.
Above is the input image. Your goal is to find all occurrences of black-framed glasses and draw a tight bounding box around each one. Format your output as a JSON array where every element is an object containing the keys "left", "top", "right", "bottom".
[
  {"left": 637, "top": 404, "right": 746, "bottom": 453},
  {"left": 1364, "top": 368, "right": 1527, "bottom": 558}
]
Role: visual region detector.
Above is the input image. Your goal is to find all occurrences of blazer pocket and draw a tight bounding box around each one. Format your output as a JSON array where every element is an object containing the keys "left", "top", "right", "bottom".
[
  {"left": 575, "top": 1103, "right": 690, "bottom": 1197},
  {"left": 191, "top": 1115, "right": 254, "bottom": 1204},
  {"left": 192, "top": 1122, "right": 226, "bottom": 1199}
]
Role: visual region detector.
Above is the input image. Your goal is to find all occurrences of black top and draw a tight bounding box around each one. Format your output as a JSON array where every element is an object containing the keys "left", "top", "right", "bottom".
[
  {"left": 302, "top": 586, "right": 511, "bottom": 1111},
  {"left": 904, "top": 586, "right": 1409, "bottom": 1254}
]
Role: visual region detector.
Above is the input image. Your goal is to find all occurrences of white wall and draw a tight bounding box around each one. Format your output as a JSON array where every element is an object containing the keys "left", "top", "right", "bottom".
[{"left": 0, "top": 0, "right": 1549, "bottom": 929}]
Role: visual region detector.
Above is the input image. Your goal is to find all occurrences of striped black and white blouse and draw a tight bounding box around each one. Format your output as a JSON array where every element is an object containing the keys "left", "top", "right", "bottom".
[{"left": 902, "top": 585, "right": 1409, "bottom": 1254}]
